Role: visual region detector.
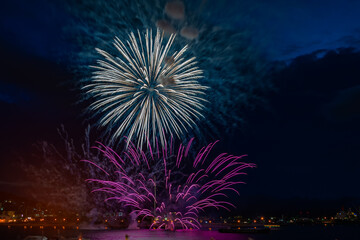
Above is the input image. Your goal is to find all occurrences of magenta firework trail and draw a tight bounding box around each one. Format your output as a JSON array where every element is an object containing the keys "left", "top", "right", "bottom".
[{"left": 84, "top": 138, "right": 255, "bottom": 230}]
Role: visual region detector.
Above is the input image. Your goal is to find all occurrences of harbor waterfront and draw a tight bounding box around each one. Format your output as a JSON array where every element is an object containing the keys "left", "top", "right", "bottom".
[
  {"left": 1, "top": 198, "right": 359, "bottom": 239},
  {"left": 1, "top": 225, "right": 360, "bottom": 240}
]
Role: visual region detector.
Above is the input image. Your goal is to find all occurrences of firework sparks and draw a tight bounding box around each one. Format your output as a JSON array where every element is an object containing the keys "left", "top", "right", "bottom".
[
  {"left": 85, "top": 138, "right": 255, "bottom": 230},
  {"left": 83, "top": 29, "right": 207, "bottom": 148},
  {"left": 21, "top": 125, "right": 109, "bottom": 217},
  {"left": 65, "top": 0, "right": 273, "bottom": 139}
]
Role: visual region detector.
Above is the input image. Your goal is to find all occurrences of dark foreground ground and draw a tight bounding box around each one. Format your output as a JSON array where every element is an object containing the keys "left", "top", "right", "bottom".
[{"left": 1, "top": 225, "right": 359, "bottom": 240}]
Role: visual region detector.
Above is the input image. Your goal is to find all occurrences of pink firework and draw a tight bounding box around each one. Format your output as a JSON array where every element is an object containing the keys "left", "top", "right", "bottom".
[{"left": 84, "top": 138, "right": 256, "bottom": 230}]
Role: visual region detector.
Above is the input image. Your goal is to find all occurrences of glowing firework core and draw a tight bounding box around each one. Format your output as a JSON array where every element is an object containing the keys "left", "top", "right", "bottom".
[{"left": 84, "top": 29, "right": 207, "bottom": 149}]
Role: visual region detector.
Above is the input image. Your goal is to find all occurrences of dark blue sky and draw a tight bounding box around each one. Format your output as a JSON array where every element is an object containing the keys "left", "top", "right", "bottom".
[
  {"left": 251, "top": 0, "right": 360, "bottom": 60},
  {"left": 1, "top": 0, "right": 360, "bottom": 208},
  {"left": 200, "top": 0, "right": 360, "bottom": 60}
]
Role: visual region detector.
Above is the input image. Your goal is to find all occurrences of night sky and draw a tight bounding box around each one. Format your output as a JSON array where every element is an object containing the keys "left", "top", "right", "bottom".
[{"left": 1, "top": 0, "right": 360, "bottom": 214}]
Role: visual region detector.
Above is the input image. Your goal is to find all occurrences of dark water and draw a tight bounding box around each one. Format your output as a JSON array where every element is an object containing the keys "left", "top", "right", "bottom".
[{"left": 1, "top": 225, "right": 360, "bottom": 240}]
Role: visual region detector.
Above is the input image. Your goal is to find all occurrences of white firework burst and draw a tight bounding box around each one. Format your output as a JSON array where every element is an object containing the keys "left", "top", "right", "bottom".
[{"left": 83, "top": 29, "right": 207, "bottom": 148}]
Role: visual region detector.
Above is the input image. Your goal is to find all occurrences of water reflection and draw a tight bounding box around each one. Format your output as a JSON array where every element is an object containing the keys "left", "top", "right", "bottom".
[{"left": 84, "top": 230, "right": 248, "bottom": 240}]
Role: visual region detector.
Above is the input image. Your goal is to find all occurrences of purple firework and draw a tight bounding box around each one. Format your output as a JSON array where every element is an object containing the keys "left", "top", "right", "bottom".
[{"left": 84, "top": 138, "right": 256, "bottom": 230}]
